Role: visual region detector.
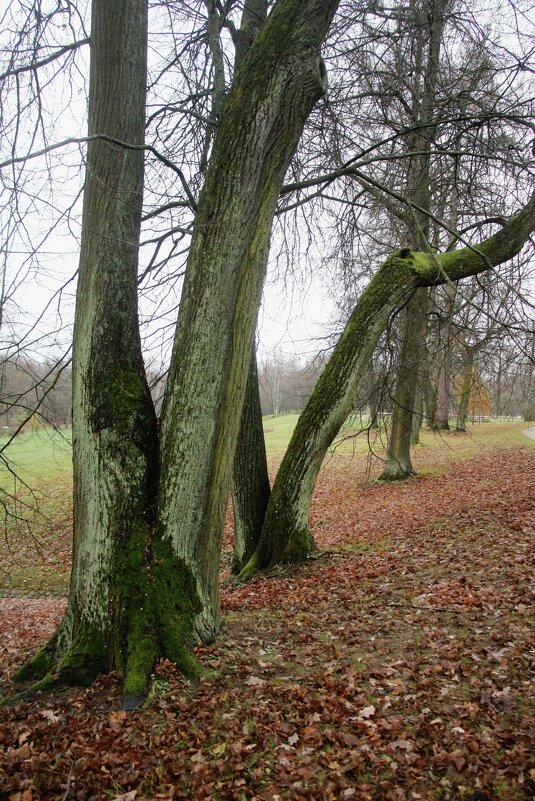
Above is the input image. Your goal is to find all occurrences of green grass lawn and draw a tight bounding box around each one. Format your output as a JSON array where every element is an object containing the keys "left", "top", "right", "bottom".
[
  {"left": 263, "top": 412, "right": 532, "bottom": 462},
  {"left": 0, "top": 417, "right": 532, "bottom": 594},
  {"left": 0, "top": 427, "right": 72, "bottom": 478},
  {"left": 0, "top": 428, "right": 73, "bottom": 595}
]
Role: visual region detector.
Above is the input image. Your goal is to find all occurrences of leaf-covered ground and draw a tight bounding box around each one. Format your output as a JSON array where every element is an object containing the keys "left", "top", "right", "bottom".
[{"left": 1, "top": 434, "right": 534, "bottom": 800}]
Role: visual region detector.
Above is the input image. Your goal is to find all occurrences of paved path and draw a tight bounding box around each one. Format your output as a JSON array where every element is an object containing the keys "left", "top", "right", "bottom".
[{"left": 523, "top": 427, "right": 535, "bottom": 441}]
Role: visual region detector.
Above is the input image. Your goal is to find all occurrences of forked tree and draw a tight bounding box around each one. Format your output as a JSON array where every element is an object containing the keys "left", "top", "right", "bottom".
[{"left": 13, "top": 0, "right": 340, "bottom": 705}]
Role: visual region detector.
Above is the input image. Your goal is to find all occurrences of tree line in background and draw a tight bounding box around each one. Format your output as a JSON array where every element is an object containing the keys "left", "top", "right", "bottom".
[
  {"left": 0, "top": 0, "right": 533, "bottom": 703},
  {"left": 1, "top": 335, "right": 531, "bottom": 437}
]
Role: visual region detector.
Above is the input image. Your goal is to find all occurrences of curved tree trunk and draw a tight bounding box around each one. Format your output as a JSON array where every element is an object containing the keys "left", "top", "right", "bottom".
[
  {"left": 15, "top": 0, "right": 159, "bottom": 700},
  {"left": 157, "top": 0, "right": 339, "bottom": 641},
  {"left": 241, "top": 252, "right": 422, "bottom": 575},
  {"left": 240, "top": 195, "right": 535, "bottom": 576}
]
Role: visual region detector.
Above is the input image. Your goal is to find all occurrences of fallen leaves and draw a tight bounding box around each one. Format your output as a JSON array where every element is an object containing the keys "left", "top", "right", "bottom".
[{"left": 1, "top": 436, "right": 535, "bottom": 799}]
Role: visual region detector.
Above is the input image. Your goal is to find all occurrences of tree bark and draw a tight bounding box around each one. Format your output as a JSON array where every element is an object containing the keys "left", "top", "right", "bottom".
[
  {"left": 380, "top": 0, "right": 444, "bottom": 480},
  {"left": 380, "top": 288, "right": 428, "bottom": 480},
  {"left": 232, "top": 346, "right": 271, "bottom": 572},
  {"left": 15, "top": 0, "right": 340, "bottom": 702},
  {"left": 158, "top": 0, "right": 340, "bottom": 640},
  {"left": 15, "top": 0, "right": 158, "bottom": 699},
  {"left": 435, "top": 358, "right": 451, "bottom": 429},
  {"left": 231, "top": 0, "right": 271, "bottom": 573},
  {"left": 434, "top": 286, "right": 455, "bottom": 430},
  {"left": 241, "top": 194, "right": 535, "bottom": 575},
  {"left": 411, "top": 381, "right": 424, "bottom": 444}
]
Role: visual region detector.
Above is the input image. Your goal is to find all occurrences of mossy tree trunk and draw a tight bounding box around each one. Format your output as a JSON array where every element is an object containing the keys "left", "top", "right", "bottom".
[
  {"left": 230, "top": 0, "right": 271, "bottom": 573},
  {"left": 241, "top": 251, "right": 425, "bottom": 575},
  {"left": 15, "top": 0, "right": 160, "bottom": 699},
  {"left": 15, "top": 0, "right": 340, "bottom": 701},
  {"left": 157, "top": 0, "right": 340, "bottom": 640},
  {"left": 240, "top": 195, "right": 535, "bottom": 575}
]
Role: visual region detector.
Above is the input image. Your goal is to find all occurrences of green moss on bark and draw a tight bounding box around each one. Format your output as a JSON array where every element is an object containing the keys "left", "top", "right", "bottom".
[
  {"left": 12, "top": 626, "right": 106, "bottom": 697},
  {"left": 153, "top": 537, "right": 202, "bottom": 677},
  {"left": 13, "top": 633, "right": 59, "bottom": 683},
  {"left": 53, "top": 627, "right": 107, "bottom": 686}
]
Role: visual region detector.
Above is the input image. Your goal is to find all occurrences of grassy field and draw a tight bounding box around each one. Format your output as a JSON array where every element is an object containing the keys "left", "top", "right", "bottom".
[
  {"left": 1, "top": 420, "right": 534, "bottom": 799},
  {"left": 0, "top": 417, "right": 532, "bottom": 594},
  {"left": 0, "top": 428, "right": 72, "bottom": 594}
]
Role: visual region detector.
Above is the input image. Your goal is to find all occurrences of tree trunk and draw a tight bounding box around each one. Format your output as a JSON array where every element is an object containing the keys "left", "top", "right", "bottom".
[
  {"left": 241, "top": 252, "right": 423, "bottom": 575},
  {"left": 435, "top": 339, "right": 452, "bottom": 430},
  {"left": 434, "top": 354, "right": 451, "bottom": 431},
  {"left": 422, "top": 346, "right": 437, "bottom": 428},
  {"left": 15, "top": 0, "right": 158, "bottom": 698},
  {"left": 380, "top": 288, "right": 428, "bottom": 480},
  {"left": 226, "top": 1, "right": 272, "bottom": 573},
  {"left": 157, "top": 0, "right": 339, "bottom": 641},
  {"left": 411, "top": 382, "right": 424, "bottom": 444},
  {"left": 240, "top": 195, "right": 535, "bottom": 575},
  {"left": 15, "top": 0, "right": 340, "bottom": 702},
  {"left": 232, "top": 347, "right": 271, "bottom": 572},
  {"left": 381, "top": 0, "right": 444, "bottom": 479},
  {"left": 456, "top": 345, "right": 476, "bottom": 432},
  {"left": 494, "top": 349, "right": 502, "bottom": 416}
]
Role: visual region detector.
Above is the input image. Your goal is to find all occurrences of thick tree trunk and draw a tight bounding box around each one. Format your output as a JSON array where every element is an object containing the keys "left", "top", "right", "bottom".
[
  {"left": 456, "top": 345, "right": 476, "bottom": 432},
  {"left": 232, "top": 347, "right": 271, "bottom": 572},
  {"left": 15, "top": 0, "right": 340, "bottom": 702},
  {"left": 241, "top": 196, "right": 535, "bottom": 575},
  {"left": 15, "top": 0, "right": 158, "bottom": 698},
  {"left": 158, "top": 0, "right": 340, "bottom": 640},
  {"left": 380, "top": 288, "right": 428, "bottom": 480}
]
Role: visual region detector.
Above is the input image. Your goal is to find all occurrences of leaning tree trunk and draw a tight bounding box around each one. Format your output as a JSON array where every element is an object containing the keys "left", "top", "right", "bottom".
[
  {"left": 240, "top": 195, "right": 535, "bottom": 576},
  {"left": 158, "top": 0, "right": 340, "bottom": 642},
  {"left": 240, "top": 251, "right": 424, "bottom": 575},
  {"left": 15, "top": 0, "right": 159, "bottom": 697},
  {"left": 456, "top": 344, "right": 476, "bottom": 431},
  {"left": 231, "top": 0, "right": 271, "bottom": 570}
]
